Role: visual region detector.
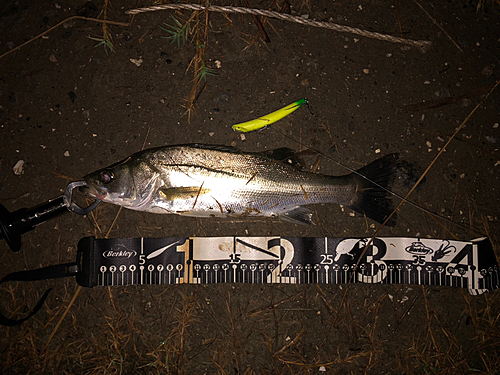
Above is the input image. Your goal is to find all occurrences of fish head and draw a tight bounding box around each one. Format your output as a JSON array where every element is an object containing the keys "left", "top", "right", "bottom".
[{"left": 80, "top": 158, "right": 143, "bottom": 207}]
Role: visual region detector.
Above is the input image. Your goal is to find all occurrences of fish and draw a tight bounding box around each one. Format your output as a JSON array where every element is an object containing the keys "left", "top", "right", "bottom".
[{"left": 80, "top": 144, "right": 399, "bottom": 226}]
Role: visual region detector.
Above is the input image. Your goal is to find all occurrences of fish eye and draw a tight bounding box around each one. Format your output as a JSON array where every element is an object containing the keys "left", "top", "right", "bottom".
[{"left": 99, "top": 171, "right": 114, "bottom": 184}]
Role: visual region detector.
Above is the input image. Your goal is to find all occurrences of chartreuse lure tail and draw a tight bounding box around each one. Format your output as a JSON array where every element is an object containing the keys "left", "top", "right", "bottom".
[{"left": 232, "top": 98, "right": 307, "bottom": 133}]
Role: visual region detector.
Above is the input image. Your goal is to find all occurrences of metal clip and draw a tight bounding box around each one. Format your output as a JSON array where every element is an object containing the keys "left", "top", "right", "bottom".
[{"left": 63, "top": 181, "right": 101, "bottom": 215}]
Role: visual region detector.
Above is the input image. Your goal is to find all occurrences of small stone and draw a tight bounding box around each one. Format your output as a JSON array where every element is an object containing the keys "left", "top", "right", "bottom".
[
  {"left": 482, "top": 66, "right": 493, "bottom": 76},
  {"left": 461, "top": 98, "right": 472, "bottom": 107},
  {"left": 209, "top": 132, "right": 214, "bottom": 137},
  {"left": 494, "top": 123, "right": 499, "bottom": 129},
  {"left": 375, "top": 148, "right": 381, "bottom": 154},
  {"left": 130, "top": 58, "right": 143, "bottom": 67},
  {"left": 240, "top": 133, "right": 246, "bottom": 141},
  {"left": 49, "top": 54, "right": 58, "bottom": 63},
  {"left": 363, "top": 68, "right": 369, "bottom": 74},
  {"left": 215, "top": 60, "right": 222, "bottom": 69},
  {"left": 64, "top": 151, "right": 70, "bottom": 157},
  {"left": 13, "top": 160, "right": 25, "bottom": 175}
]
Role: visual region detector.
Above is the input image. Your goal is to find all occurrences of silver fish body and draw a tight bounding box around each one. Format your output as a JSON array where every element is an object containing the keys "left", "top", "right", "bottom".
[{"left": 81, "top": 144, "right": 398, "bottom": 225}]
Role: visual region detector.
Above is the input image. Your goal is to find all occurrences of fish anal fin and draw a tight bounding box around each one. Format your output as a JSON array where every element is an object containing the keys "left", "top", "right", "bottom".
[{"left": 281, "top": 207, "right": 315, "bottom": 225}]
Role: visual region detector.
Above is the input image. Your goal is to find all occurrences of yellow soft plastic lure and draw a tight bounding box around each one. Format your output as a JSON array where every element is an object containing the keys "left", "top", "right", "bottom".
[{"left": 232, "top": 98, "right": 307, "bottom": 133}]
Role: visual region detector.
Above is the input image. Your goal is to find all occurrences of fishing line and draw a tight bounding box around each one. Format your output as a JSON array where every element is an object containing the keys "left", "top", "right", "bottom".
[{"left": 269, "top": 127, "right": 485, "bottom": 236}]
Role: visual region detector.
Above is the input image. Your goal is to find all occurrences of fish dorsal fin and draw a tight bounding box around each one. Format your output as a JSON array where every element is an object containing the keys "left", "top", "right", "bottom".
[
  {"left": 189, "top": 144, "right": 305, "bottom": 169},
  {"left": 260, "top": 148, "right": 305, "bottom": 170},
  {"left": 159, "top": 186, "right": 211, "bottom": 201},
  {"left": 189, "top": 144, "right": 241, "bottom": 154}
]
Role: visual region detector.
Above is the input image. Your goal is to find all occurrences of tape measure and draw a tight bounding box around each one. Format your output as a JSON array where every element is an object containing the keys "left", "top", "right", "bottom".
[
  {"left": 1, "top": 236, "right": 498, "bottom": 326},
  {"left": 76, "top": 236, "right": 498, "bottom": 295}
]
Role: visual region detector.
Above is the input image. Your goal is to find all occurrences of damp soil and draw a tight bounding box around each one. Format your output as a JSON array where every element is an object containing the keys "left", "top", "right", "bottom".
[{"left": 1, "top": 0, "right": 500, "bottom": 373}]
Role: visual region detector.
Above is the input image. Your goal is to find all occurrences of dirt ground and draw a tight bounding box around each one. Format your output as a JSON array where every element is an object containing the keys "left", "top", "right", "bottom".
[{"left": 1, "top": 0, "right": 500, "bottom": 373}]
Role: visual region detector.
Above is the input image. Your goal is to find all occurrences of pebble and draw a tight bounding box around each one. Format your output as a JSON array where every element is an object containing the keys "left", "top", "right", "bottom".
[
  {"left": 130, "top": 58, "right": 143, "bottom": 67},
  {"left": 64, "top": 151, "right": 70, "bottom": 157},
  {"left": 482, "top": 66, "right": 493, "bottom": 76},
  {"left": 13, "top": 160, "right": 25, "bottom": 175},
  {"left": 49, "top": 54, "right": 58, "bottom": 63}
]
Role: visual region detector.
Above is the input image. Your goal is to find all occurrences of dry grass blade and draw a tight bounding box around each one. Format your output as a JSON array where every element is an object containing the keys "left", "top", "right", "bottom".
[
  {"left": 412, "top": 0, "right": 463, "bottom": 52},
  {"left": 43, "top": 285, "right": 82, "bottom": 352},
  {"left": 221, "top": 290, "right": 242, "bottom": 372},
  {"left": 0, "top": 16, "right": 131, "bottom": 60}
]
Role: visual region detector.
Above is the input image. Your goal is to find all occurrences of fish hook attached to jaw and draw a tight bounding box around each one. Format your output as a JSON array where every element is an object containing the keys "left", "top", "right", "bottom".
[{"left": 63, "top": 181, "right": 101, "bottom": 215}]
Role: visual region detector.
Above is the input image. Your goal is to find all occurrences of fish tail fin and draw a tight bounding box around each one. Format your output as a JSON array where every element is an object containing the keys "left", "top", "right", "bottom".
[{"left": 348, "top": 153, "right": 399, "bottom": 226}]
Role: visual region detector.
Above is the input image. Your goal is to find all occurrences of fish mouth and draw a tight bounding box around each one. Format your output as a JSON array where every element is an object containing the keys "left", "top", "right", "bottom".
[{"left": 79, "top": 184, "right": 106, "bottom": 200}]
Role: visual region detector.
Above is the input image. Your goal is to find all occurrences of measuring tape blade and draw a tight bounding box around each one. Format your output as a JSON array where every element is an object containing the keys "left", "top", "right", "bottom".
[{"left": 75, "top": 236, "right": 499, "bottom": 295}]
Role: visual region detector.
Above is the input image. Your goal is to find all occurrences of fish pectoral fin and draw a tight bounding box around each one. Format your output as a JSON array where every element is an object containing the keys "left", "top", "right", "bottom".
[
  {"left": 281, "top": 207, "right": 315, "bottom": 225},
  {"left": 159, "top": 186, "right": 211, "bottom": 201}
]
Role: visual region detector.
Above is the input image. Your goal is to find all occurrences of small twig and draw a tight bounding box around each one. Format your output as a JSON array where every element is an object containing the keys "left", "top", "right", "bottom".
[
  {"left": 412, "top": 0, "right": 463, "bottom": 52},
  {"left": 0, "top": 16, "right": 131, "bottom": 60},
  {"left": 43, "top": 285, "right": 82, "bottom": 351},
  {"left": 242, "top": 0, "right": 270, "bottom": 42},
  {"left": 396, "top": 0, "right": 403, "bottom": 38}
]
